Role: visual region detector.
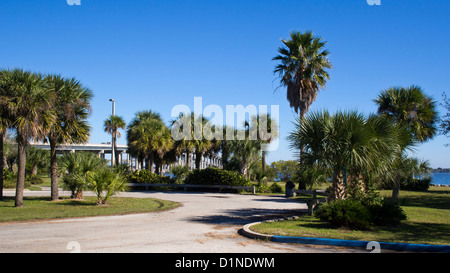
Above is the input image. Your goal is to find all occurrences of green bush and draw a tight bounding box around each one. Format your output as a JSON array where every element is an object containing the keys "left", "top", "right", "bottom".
[
  {"left": 184, "top": 167, "right": 250, "bottom": 187},
  {"left": 88, "top": 167, "right": 127, "bottom": 205},
  {"left": 256, "top": 182, "right": 271, "bottom": 194},
  {"left": 315, "top": 199, "right": 372, "bottom": 230},
  {"left": 27, "top": 174, "right": 43, "bottom": 185},
  {"left": 127, "top": 169, "right": 175, "bottom": 184},
  {"left": 403, "top": 177, "right": 431, "bottom": 191},
  {"left": 368, "top": 199, "right": 407, "bottom": 226},
  {"left": 269, "top": 183, "right": 283, "bottom": 193}
]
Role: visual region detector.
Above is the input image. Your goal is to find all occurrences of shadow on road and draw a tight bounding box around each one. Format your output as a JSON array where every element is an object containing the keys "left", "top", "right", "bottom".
[{"left": 187, "top": 207, "right": 306, "bottom": 225}]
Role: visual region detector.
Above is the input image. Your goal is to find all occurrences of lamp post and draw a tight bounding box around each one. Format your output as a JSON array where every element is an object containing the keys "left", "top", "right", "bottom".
[{"left": 109, "top": 99, "right": 115, "bottom": 167}]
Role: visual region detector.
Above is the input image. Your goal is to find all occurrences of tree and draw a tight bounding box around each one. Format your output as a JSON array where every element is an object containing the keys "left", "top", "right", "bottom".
[
  {"left": 229, "top": 132, "right": 261, "bottom": 178},
  {"left": 375, "top": 85, "right": 438, "bottom": 201},
  {"left": 127, "top": 110, "right": 163, "bottom": 170},
  {"left": 26, "top": 147, "right": 49, "bottom": 175},
  {"left": 0, "top": 69, "right": 55, "bottom": 207},
  {"left": 440, "top": 92, "right": 450, "bottom": 144},
  {"left": 375, "top": 85, "right": 438, "bottom": 143},
  {"left": 0, "top": 105, "right": 11, "bottom": 200},
  {"left": 248, "top": 114, "right": 279, "bottom": 172},
  {"left": 170, "top": 113, "right": 212, "bottom": 170},
  {"left": 127, "top": 111, "right": 170, "bottom": 173},
  {"left": 270, "top": 160, "right": 298, "bottom": 182},
  {"left": 273, "top": 30, "right": 332, "bottom": 118},
  {"left": 104, "top": 115, "right": 126, "bottom": 166},
  {"left": 273, "top": 30, "right": 332, "bottom": 165},
  {"left": 288, "top": 110, "right": 406, "bottom": 200},
  {"left": 45, "top": 74, "right": 93, "bottom": 201},
  {"left": 59, "top": 151, "right": 106, "bottom": 199}
]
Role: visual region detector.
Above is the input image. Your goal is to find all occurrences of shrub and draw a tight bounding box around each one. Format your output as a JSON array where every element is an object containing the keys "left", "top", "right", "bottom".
[
  {"left": 127, "top": 169, "right": 175, "bottom": 184},
  {"left": 27, "top": 174, "right": 43, "bottom": 185},
  {"left": 171, "top": 166, "right": 189, "bottom": 184},
  {"left": 88, "top": 167, "right": 127, "bottom": 205},
  {"left": 184, "top": 167, "right": 250, "bottom": 187},
  {"left": 256, "top": 182, "right": 271, "bottom": 194},
  {"left": 403, "top": 177, "right": 431, "bottom": 191},
  {"left": 269, "top": 182, "right": 283, "bottom": 193},
  {"left": 315, "top": 199, "right": 372, "bottom": 230},
  {"left": 368, "top": 199, "right": 407, "bottom": 226}
]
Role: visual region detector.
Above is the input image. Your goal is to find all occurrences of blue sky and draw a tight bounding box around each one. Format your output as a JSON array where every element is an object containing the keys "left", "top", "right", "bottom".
[{"left": 1, "top": 0, "right": 449, "bottom": 168}]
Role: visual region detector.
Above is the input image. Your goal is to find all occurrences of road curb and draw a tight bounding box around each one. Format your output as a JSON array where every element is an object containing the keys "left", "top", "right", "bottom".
[{"left": 239, "top": 217, "right": 450, "bottom": 253}]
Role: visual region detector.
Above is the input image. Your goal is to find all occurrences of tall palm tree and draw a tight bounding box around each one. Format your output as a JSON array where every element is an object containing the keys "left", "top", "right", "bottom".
[
  {"left": 45, "top": 74, "right": 93, "bottom": 201},
  {"left": 104, "top": 115, "right": 126, "bottom": 166},
  {"left": 127, "top": 111, "right": 170, "bottom": 173},
  {"left": 375, "top": 85, "right": 437, "bottom": 202},
  {"left": 273, "top": 30, "right": 332, "bottom": 118},
  {"left": 0, "top": 68, "right": 55, "bottom": 207},
  {"left": 375, "top": 85, "right": 438, "bottom": 143},
  {"left": 127, "top": 110, "right": 163, "bottom": 169}
]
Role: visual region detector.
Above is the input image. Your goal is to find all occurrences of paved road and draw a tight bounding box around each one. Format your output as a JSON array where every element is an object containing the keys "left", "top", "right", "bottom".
[{"left": 0, "top": 189, "right": 365, "bottom": 253}]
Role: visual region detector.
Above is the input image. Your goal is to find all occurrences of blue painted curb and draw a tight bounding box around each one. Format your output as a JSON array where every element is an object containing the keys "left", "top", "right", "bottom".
[{"left": 271, "top": 235, "right": 450, "bottom": 253}]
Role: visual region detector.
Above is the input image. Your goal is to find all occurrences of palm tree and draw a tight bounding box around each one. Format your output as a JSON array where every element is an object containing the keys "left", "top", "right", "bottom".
[
  {"left": 104, "top": 115, "right": 126, "bottom": 166},
  {"left": 375, "top": 85, "right": 438, "bottom": 143},
  {"left": 127, "top": 111, "right": 171, "bottom": 173},
  {"left": 0, "top": 68, "right": 55, "bottom": 207},
  {"left": 375, "top": 85, "right": 438, "bottom": 201},
  {"left": 273, "top": 30, "right": 332, "bottom": 118},
  {"left": 0, "top": 105, "right": 11, "bottom": 200},
  {"left": 59, "top": 151, "right": 106, "bottom": 199},
  {"left": 248, "top": 114, "right": 279, "bottom": 172},
  {"left": 127, "top": 110, "right": 163, "bottom": 169},
  {"left": 170, "top": 113, "right": 212, "bottom": 170},
  {"left": 45, "top": 74, "right": 93, "bottom": 201},
  {"left": 229, "top": 132, "right": 261, "bottom": 178},
  {"left": 288, "top": 110, "right": 405, "bottom": 200}
]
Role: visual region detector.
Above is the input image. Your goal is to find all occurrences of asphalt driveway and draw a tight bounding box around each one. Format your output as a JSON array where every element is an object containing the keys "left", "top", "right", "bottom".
[{"left": 0, "top": 189, "right": 364, "bottom": 253}]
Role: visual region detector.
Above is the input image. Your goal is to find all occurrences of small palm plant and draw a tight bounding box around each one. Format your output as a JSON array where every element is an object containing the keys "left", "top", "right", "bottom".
[
  {"left": 59, "top": 152, "right": 106, "bottom": 199},
  {"left": 88, "top": 167, "right": 126, "bottom": 205}
]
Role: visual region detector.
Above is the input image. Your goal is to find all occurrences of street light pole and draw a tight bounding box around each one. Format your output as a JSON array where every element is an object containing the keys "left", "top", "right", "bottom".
[{"left": 109, "top": 99, "right": 115, "bottom": 167}]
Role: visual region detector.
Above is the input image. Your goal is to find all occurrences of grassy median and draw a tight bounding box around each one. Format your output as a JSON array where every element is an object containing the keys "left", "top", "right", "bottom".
[
  {"left": 0, "top": 196, "right": 180, "bottom": 222},
  {"left": 251, "top": 187, "right": 450, "bottom": 246}
]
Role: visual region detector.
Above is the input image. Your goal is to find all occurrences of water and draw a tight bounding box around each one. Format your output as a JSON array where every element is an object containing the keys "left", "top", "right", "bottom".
[{"left": 431, "top": 173, "right": 450, "bottom": 186}]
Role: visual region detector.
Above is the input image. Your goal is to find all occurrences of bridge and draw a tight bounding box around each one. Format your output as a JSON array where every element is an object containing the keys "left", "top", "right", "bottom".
[{"left": 29, "top": 142, "right": 223, "bottom": 173}]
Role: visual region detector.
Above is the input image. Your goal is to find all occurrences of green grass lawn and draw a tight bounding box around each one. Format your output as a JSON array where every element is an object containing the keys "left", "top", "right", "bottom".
[
  {"left": 0, "top": 196, "right": 180, "bottom": 222},
  {"left": 251, "top": 187, "right": 450, "bottom": 246}
]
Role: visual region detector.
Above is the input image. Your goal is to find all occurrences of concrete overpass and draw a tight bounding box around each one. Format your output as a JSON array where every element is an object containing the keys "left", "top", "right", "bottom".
[{"left": 29, "top": 142, "right": 222, "bottom": 173}]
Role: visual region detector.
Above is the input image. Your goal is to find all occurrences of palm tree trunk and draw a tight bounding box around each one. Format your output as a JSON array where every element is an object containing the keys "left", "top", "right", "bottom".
[
  {"left": 186, "top": 151, "right": 191, "bottom": 170},
  {"left": 114, "top": 135, "right": 119, "bottom": 166},
  {"left": 330, "top": 173, "right": 346, "bottom": 201},
  {"left": 241, "top": 160, "right": 248, "bottom": 178},
  {"left": 49, "top": 138, "right": 59, "bottom": 201},
  {"left": 392, "top": 179, "right": 400, "bottom": 204},
  {"left": 15, "top": 135, "right": 27, "bottom": 207},
  {"left": 149, "top": 153, "right": 155, "bottom": 173},
  {"left": 195, "top": 152, "right": 202, "bottom": 169},
  {"left": 261, "top": 151, "right": 266, "bottom": 172}
]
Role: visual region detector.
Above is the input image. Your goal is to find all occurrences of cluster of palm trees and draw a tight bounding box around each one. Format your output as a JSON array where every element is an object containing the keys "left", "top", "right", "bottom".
[
  {"left": 0, "top": 68, "right": 92, "bottom": 207},
  {"left": 123, "top": 111, "right": 278, "bottom": 180},
  {"left": 274, "top": 31, "right": 438, "bottom": 202}
]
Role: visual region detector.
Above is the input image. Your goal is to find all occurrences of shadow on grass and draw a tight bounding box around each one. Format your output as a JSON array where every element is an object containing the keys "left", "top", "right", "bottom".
[{"left": 400, "top": 194, "right": 450, "bottom": 210}]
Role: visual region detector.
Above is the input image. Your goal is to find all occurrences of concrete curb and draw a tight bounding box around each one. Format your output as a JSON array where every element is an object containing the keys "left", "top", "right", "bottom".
[{"left": 239, "top": 217, "right": 450, "bottom": 253}]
